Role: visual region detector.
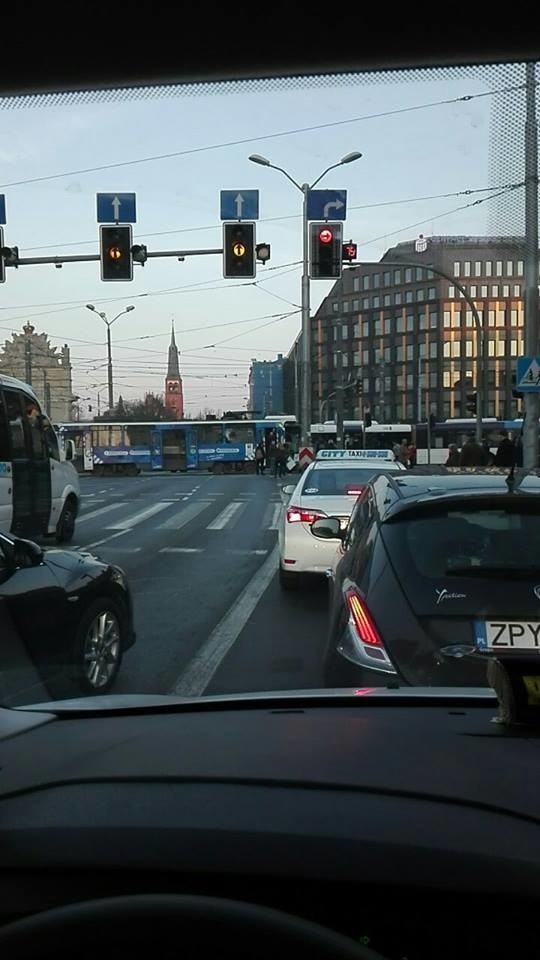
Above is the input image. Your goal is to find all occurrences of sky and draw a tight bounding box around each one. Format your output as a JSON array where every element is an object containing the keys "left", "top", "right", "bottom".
[{"left": 0, "top": 62, "right": 527, "bottom": 417}]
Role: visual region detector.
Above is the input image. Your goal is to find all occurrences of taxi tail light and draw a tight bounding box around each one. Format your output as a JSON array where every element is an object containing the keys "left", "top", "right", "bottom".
[
  {"left": 346, "top": 485, "right": 365, "bottom": 497},
  {"left": 286, "top": 506, "right": 326, "bottom": 524},
  {"left": 345, "top": 588, "right": 383, "bottom": 647}
]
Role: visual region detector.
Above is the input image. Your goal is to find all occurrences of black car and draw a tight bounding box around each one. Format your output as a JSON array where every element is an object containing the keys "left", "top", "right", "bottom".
[
  {"left": 0, "top": 532, "right": 135, "bottom": 704},
  {"left": 312, "top": 471, "right": 540, "bottom": 687}
]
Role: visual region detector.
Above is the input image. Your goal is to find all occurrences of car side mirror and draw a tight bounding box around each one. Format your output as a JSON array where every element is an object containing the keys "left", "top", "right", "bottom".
[
  {"left": 311, "top": 517, "right": 343, "bottom": 541},
  {"left": 65, "top": 439, "right": 75, "bottom": 461},
  {"left": 12, "top": 538, "right": 44, "bottom": 569},
  {"left": 281, "top": 484, "right": 296, "bottom": 497}
]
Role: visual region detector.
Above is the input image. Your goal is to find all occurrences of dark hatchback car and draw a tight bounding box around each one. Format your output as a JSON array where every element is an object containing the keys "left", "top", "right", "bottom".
[
  {"left": 313, "top": 471, "right": 540, "bottom": 687},
  {"left": 0, "top": 532, "right": 135, "bottom": 704}
]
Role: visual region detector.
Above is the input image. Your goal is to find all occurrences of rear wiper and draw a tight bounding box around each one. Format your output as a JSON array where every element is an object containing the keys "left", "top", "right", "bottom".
[{"left": 446, "top": 564, "right": 540, "bottom": 578}]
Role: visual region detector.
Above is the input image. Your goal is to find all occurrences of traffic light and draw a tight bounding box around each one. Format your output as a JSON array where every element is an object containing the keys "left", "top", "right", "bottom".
[
  {"left": 466, "top": 392, "right": 477, "bottom": 414},
  {"left": 0, "top": 228, "right": 4, "bottom": 284},
  {"left": 342, "top": 241, "right": 357, "bottom": 262},
  {"left": 0, "top": 231, "right": 18, "bottom": 282},
  {"left": 99, "top": 225, "right": 133, "bottom": 281},
  {"left": 256, "top": 242, "right": 271, "bottom": 264},
  {"left": 131, "top": 244, "right": 148, "bottom": 265},
  {"left": 223, "top": 222, "right": 256, "bottom": 279},
  {"left": 309, "top": 222, "right": 343, "bottom": 279}
]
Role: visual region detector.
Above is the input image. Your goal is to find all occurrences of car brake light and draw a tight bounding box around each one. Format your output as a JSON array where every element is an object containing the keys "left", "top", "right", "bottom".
[
  {"left": 346, "top": 485, "right": 364, "bottom": 496},
  {"left": 286, "top": 506, "right": 326, "bottom": 524},
  {"left": 345, "top": 588, "right": 382, "bottom": 647}
]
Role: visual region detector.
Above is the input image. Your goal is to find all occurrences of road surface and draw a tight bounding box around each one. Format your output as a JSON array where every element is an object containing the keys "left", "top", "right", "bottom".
[{"left": 70, "top": 471, "right": 329, "bottom": 698}]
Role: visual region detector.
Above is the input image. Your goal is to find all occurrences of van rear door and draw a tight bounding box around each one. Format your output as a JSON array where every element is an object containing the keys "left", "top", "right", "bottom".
[
  {"left": 3, "top": 388, "right": 51, "bottom": 537},
  {"left": 0, "top": 395, "right": 12, "bottom": 532}
]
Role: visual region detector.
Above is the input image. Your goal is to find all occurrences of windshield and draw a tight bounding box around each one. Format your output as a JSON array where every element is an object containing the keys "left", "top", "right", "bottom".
[{"left": 0, "top": 58, "right": 537, "bottom": 708}]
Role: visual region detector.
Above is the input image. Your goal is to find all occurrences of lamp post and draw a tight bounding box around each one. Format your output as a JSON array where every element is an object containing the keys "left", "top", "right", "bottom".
[
  {"left": 86, "top": 304, "right": 135, "bottom": 412},
  {"left": 249, "top": 150, "right": 362, "bottom": 445}
]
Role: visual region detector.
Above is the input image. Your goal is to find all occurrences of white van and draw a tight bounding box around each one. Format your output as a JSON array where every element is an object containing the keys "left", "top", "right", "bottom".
[{"left": 0, "top": 375, "right": 80, "bottom": 542}]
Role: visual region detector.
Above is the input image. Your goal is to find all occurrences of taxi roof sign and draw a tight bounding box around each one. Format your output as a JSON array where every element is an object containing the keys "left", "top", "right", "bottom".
[{"left": 316, "top": 448, "right": 395, "bottom": 461}]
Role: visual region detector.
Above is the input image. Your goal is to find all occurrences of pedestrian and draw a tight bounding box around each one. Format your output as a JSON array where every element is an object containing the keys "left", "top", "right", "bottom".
[
  {"left": 255, "top": 442, "right": 265, "bottom": 476},
  {"left": 459, "top": 434, "right": 485, "bottom": 467},
  {"left": 494, "top": 431, "right": 516, "bottom": 468},
  {"left": 392, "top": 442, "right": 401, "bottom": 462},
  {"left": 407, "top": 442, "right": 417, "bottom": 468},
  {"left": 398, "top": 439, "right": 409, "bottom": 467},
  {"left": 445, "top": 443, "right": 460, "bottom": 467},
  {"left": 273, "top": 442, "right": 286, "bottom": 478}
]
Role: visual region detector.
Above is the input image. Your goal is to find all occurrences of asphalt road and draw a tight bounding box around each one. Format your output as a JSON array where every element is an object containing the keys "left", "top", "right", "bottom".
[{"left": 70, "top": 471, "right": 329, "bottom": 697}]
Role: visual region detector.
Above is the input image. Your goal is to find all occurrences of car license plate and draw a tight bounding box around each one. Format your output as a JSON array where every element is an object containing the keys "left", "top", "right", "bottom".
[{"left": 474, "top": 620, "right": 540, "bottom": 652}]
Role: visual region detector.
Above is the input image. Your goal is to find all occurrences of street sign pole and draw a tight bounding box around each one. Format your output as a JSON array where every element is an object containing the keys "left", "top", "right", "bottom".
[
  {"left": 301, "top": 183, "right": 311, "bottom": 446},
  {"left": 523, "top": 62, "right": 539, "bottom": 470}
]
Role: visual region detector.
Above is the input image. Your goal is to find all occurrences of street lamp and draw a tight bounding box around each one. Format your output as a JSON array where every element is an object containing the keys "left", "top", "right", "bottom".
[
  {"left": 249, "top": 150, "right": 362, "bottom": 445},
  {"left": 86, "top": 304, "right": 135, "bottom": 412}
]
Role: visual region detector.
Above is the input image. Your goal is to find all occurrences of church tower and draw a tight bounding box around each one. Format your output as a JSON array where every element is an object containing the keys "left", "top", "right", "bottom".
[{"left": 164, "top": 322, "right": 184, "bottom": 419}]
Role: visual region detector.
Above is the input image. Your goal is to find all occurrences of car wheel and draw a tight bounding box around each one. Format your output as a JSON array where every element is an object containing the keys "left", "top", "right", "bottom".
[
  {"left": 279, "top": 564, "right": 298, "bottom": 591},
  {"left": 74, "top": 598, "right": 125, "bottom": 694},
  {"left": 55, "top": 497, "right": 77, "bottom": 543}
]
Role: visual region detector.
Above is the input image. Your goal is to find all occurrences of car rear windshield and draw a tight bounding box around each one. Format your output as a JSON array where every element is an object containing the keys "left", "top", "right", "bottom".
[
  {"left": 382, "top": 502, "right": 540, "bottom": 578},
  {"left": 302, "top": 468, "right": 391, "bottom": 497}
]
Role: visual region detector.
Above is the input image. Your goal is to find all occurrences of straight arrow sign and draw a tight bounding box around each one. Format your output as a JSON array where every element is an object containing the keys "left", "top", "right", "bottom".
[
  {"left": 235, "top": 193, "right": 244, "bottom": 218},
  {"left": 111, "top": 196, "right": 121, "bottom": 220}
]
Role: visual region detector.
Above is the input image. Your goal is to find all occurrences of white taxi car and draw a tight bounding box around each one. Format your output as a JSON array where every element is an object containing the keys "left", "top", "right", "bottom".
[{"left": 278, "top": 449, "right": 405, "bottom": 589}]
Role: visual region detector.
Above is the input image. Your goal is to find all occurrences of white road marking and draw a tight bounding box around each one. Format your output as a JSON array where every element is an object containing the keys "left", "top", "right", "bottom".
[
  {"left": 106, "top": 501, "right": 171, "bottom": 530},
  {"left": 83, "top": 530, "right": 128, "bottom": 549},
  {"left": 269, "top": 504, "right": 282, "bottom": 530},
  {"left": 206, "top": 501, "right": 245, "bottom": 530},
  {"left": 100, "top": 547, "right": 142, "bottom": 554},
  {"left": 159, "top": 547, "right": 204, "bottom": 554},
  {"left": 77, "top": 502, "right": 128, "bottom": 523},
  {"left": 158, "top": 500, "right": 213, "bottom": 530},
  {"left": 81, "top": 494, "right": 96, "bottom": 499},
  {"left": 170, "top": 545, "right": 279, "bottom": 697},
  {"left": 227, "top": 548, "right": 269, "bottom": 556}
]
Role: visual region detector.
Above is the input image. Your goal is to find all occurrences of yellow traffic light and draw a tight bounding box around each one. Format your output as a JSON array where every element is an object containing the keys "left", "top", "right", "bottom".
[{"left": 233, "top": 242, "right": 246, "bottom": 257}]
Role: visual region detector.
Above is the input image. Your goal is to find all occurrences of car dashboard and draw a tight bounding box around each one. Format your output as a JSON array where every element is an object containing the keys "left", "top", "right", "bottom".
[{"left": 1, "top": 692, "right": 539, "bottom": 959}]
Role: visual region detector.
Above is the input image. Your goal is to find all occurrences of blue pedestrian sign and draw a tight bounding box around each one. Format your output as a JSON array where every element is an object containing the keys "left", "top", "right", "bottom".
[
  {"left": 0, "top": 195, "right": 5, "bottom": 225},
  {"left": 307, "top": 189, "right": 347, "bottom": 221},
  {"left": 220, "top": 190, "right": 259, "bottom": 221},
  {"left": 96, "top": 193, "right": 137, "bottom": 223},
  {"left": 516, "top": 356, "right": 540, "bottom": 392}
]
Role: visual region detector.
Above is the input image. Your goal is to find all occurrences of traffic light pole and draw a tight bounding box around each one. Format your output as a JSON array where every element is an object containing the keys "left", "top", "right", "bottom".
[
  {"left": 523, "top": 62, "right": 539, "bottom": 471},
  {"left": 301, "top": 184, "right": 311, "bottom": 446}
]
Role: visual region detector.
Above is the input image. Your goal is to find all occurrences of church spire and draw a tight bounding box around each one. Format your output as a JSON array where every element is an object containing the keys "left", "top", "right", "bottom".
[
  {"left": 164, "top": 320, "right": 184, "bottom": 420},
  {"left": 167, "top": 321, "right": 180, "bottom": 379}
]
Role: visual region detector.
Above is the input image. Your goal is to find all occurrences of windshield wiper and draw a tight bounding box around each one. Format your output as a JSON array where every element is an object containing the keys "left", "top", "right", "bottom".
[{"left": 446, "top": 564, "right": 540, "bottom": 578}]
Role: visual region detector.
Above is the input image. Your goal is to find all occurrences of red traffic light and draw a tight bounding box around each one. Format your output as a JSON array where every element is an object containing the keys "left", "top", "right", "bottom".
[
  {"left": 319, "top": 228, "right": 333, "bottom": 244},
  {"left": 342, "top": 242, "right": 357, "bottom": 261}
]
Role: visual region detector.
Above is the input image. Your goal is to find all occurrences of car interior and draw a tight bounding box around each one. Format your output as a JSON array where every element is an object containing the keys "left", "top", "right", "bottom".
[{"left": 1, "top": 17, "right": 540, "bottom": 960}]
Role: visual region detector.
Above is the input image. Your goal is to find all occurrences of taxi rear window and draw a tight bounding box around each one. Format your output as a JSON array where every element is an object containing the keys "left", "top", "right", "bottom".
[{"left": 302, "top": 468, "right": 389, "bottom": 497}]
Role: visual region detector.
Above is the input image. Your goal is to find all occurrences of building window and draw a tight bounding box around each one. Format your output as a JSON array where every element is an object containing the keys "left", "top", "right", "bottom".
[
  {"left": 362, "top": 321, "right": 370, "bottom": 337},
  {"left": 353, "top": 277, "right": 360, "bottom": 292},
  {"left": 430, "top": 372, "right": 437, "bottom": 388},
  {"left": 465, "top": 310, "right": 474, "bottom": 327},
  {"left": 405, "top": 268, "right": 413, "bottom": 283},
  {"left": 443, "top": 341, "right": 451, "bottom": 358},
  {"left": 342, "top": 301, "right": 350, "bottom": 312},
  {"left": 405, "top": 290, "right": 413, "bottom": 303},
  {"left": 464, "top": 261, "right": 471, "bottom": 277},
  {"left": 407, "top": 314, "right": 414, "bottom": 331},
  {"left": 488, "top": 341, "right": 495, "bottom": 357},
  {"left": 443, "top": 311, "right": 451, "bottom": 328},
  {"left": 419, "top": 312, "right": 428, "bottom": 330},
  {"left": 416, "top": 266, "right": 423, "bottom": 281},
  {"left": 510, "top": 309, "right": 518, "bottom": 326},
  {"left": 506, "top": 260, "right": 513, "bottom": 276},
  {"left": 448, "top": 285, "right": 455, "bottom": 298},
  {"left": 333, "top": 326, "right": 338, "bottom": 341},
  {"left": 396, "top": 345, "right": 404, "bottom": 361},
  {"left": 469, "top": 285, "right": 477, "bottom": 298},
  {"left": 363, "top": 276, "right": 370, "bottom": 290},
  {"left": 485, "top": 261, "right": 493, "bottom": 276},
  {"left": 453, "top": 261, "right": 460, "bottom": 277},
  {"left": 498, "top": 310, "right": 505, "bottom": 325},
  {"left": 429, "top": 341, "right": 438, "bottom": 358},
  {"left": 406, "top": 401, "right": 414, "bottom": 419},
  {"left": 481, "top": 284, "right": 488, "bottom": 297},
  {"left": 488, "top": 309, "right": 496, "bottom": 326},
  {"left": 362, "top": 297, "right": 369, "bottom": 310},
  {"left": 384, "top": 347, "right": 391, "bottom": 362},
  {"left": 407, "top": 374, "right": 414, "bottom": 389},
  {"left": 465, "top": 340, "right": 473, "bottom": 357},
  {"left": 373, "top": 295, "right": 380, "bottom": 308},
  {"left": 406, "top": 344, "right": 414, "bottom": 361},
  {"left": 384, "top": 317, "right": 392, "bottom": 334},
  {"left": 383, "top": 270, "right": 391, "bottom": 286},
  {"left": 513, "top": 284, "right": 521, "bottom": 297},
  {"left": 491, "top": 284, "right": 499, "bottom": 297},
  {"left": 373, "top": 273, "right": 380, "bottom": 287},
  {"left": 443, "top": 370, "right": 452, "bottom": 387},
  {"left": 362, "top": 350, "right": 369, "bottom": 364},
  {"left": 363, "top": 377, "right": 370, "bottom": 393},
  {"left": 453, "top": 310, "right": 461, "bottom": 327},
  {"left": 502, "top": 285, "right": 510, "bottom": 297},
  {"left": 497, "top": 340, "right": 505, "bottom": 357},
  {"left": 394, "top": 269, "right": 401, "bottom": 284},
  {"left": 342, "top": 324, "right": 348, "bottom": 339},
  {"left": 353, "top": 323, "right": 360, "bottom": 338},
  {"left": 395, "top": 291, "right": 402, "bottom": 305},
  {"left": 510, "top": 340, "right": 518, "bottom": 356},
  {"left": 474, "top": 261, "right": 482, "bottom": 277},
  {"left": 452, "top": 341, "right": 461, "bottom": 357},
  {"left": 342, "top": 353, "right": 349, "bottom": 367},
  {"left": 383, "top": 293, "right": 391, "bottom": 306},
  {"left": 417, "top": 289, "right": 425, "bottom": 302},
  {"left": 495, "top": 261, "right": 503, "bottom": 276},
  {"left": 396, "top": 316, "right": 405, "bottom": 333},
  {"left": 332, "top": 302, "right": 339, "bottom": 313},
  {"left": 374, "top": 319, "right": 382, "bottom": 335},
  {"left": 517, "top": 260, "right": 524, "bottom": 276},
  {"left": 430, "top": 311, "right": 438, "bottom": 328},
  {"left": 419, "top": 342, "right": 426, "bottom": 359},
  {"left": 427, "top": 286, "right": 436, "bottom": 299}
]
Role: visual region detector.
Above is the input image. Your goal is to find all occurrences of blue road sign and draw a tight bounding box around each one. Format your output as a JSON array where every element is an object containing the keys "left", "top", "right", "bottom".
[
  {"left": 516, "top": 356, "right": 540, "bottom": 392},
  {"left": 220, "top": 190, "right": 259, "bottom": 221},
  {"left": 0, "top": 195, "right": 5, "bottom": 225},
  {"left": 96, "top": 193, "right": 137, "bottom": 223},
  {"left": 307, "top": 189, "right": 347, "bottom": 221}
]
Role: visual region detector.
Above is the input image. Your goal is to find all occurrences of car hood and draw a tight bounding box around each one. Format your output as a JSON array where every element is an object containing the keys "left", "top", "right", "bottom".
[
  {"left": 18, "top": 687, "right": 496, "bottom": 713},
  {"left": 43, "top": 548, "right": 104, "bottom": 575}
]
